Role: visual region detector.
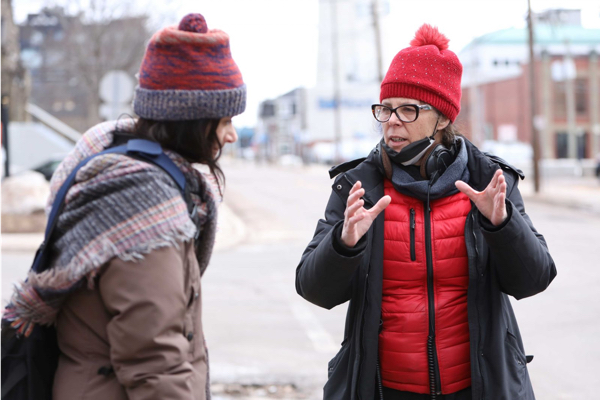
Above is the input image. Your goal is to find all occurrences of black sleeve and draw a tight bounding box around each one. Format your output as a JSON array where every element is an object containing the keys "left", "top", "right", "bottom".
[
  {"left": 478, "top": 200, "right": 512, "bottom": 232},
  {"left": 295, "top": 189, "right": 367, "bottom": 310},
  {"left": 331, "top": 223, "right": 367, "bottom": 256},
  {"left": 477, "top": 173, "right": 557, "bottom": 300}
]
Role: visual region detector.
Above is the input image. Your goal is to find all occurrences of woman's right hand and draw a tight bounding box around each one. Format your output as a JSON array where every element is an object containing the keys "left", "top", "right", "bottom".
[{"left": 341, "top": 181, "right": 391, "bottom": 248}]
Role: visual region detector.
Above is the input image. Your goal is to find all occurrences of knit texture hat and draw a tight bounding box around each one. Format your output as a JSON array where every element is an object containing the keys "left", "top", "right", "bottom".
[
  {"left": 380, "top": 24, "right": 462, "bottom": 122},
  {"left": 133, "top": 13, "right": 246, "bottom": 121}
]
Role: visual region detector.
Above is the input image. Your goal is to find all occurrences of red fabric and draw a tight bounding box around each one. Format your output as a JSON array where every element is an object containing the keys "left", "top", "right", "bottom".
[
  {"left": 380, "top": 24, "right": 462, "bottom": 122},
  {"left": 138, "top": 14, "right": 244, "bottom": 91},
  {"left": 379, "top": 180, "right": 471, "bottom": 394}
]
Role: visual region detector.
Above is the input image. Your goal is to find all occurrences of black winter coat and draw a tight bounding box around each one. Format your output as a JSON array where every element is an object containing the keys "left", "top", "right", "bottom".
[{"left": 295, "top": 139, "right": 557, "bottom": 400}]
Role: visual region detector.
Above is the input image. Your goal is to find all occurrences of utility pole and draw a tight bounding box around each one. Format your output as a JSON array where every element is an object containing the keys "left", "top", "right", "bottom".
[
  {"left": 371, "top": 0, "right": 384, "bottom": 82},
  {"left": 527, "top": 0, "right": 541, "bottom": 193},
  {"left": 1, "top": 95, "right": 10, "bottom": 178},
  {"left": 563, "top": 40, "right": 578, "bottom": 161},
  {"left": 331, "top": 0, "right": 342, "bottom": 164}
]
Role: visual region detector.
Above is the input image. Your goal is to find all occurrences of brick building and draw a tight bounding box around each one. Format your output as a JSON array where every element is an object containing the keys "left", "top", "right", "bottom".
[{"left": 457, "top": 9, "right": 600, "bottom": 160}]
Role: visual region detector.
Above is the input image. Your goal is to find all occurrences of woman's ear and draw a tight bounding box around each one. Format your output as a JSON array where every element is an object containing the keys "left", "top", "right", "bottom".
[{"left": 437, "top": 115, "right": 450, "bottom": 131}]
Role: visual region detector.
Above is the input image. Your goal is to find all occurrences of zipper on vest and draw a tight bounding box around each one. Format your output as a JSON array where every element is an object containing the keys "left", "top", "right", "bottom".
[
  {"left": 410, "top": 208, "right": 416, "bottom": 261},
  {"left": 424, "top": 195, "right": 441, "bottom": 398}
]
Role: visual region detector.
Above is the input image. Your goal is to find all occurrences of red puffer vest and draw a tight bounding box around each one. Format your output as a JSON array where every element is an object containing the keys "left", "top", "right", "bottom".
[{"left": 379, "top": 179, "right": 471, "bottom": 395}]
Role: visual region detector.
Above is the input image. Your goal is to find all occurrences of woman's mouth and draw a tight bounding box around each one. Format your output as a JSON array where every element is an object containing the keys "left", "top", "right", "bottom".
[{"left": 389, "top": 137, "right": 407, "bottom": 143}]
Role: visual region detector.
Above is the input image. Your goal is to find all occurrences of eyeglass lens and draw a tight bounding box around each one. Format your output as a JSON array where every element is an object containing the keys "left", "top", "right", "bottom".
[{"left": 374, "top": 105, "right": 418, "bottom": 122}]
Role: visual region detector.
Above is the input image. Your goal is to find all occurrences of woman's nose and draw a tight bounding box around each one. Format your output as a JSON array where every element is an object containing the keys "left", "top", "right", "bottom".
[
  {"left": 388, "top": 111, "right": 402, "bottom": 125},
  {"left": 227, "top": 128, "right": 238, "bottom": 144}
]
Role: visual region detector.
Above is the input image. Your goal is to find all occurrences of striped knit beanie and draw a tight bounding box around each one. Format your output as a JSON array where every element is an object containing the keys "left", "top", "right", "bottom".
[
  {"left": 133, "top": 13, "right": 246, "bottom": 121},
  {"left": 380, "top": 24, "right": 462, "bottom": 122}
]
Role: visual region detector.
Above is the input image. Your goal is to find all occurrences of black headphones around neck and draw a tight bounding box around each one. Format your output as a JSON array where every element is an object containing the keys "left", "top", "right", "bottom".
[{"left": 420, "top": 141, "right": 458, "bottom": 183}]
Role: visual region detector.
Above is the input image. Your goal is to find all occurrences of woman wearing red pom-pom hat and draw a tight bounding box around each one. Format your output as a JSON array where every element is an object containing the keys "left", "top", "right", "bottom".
[{"left": 296, "top": 24, "right": 556, "bottom": 400}]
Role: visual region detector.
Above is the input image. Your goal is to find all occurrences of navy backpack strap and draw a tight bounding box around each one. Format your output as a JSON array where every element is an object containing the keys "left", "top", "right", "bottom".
[{"left": 32, "top": 139, "right": 187, "bottom": 273}]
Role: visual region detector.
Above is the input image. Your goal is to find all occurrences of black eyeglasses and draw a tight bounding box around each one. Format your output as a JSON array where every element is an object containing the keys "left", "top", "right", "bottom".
[{"left": 371, "top": 104, "right": 433, "bottom": 123}]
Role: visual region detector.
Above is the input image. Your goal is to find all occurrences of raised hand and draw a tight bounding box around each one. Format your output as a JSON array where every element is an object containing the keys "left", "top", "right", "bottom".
[
  {"left": 340, "top": 181, "right": 391, "bottom": 248},
  {"left": 455, "top": 169, "right": 507, "bottom": 226}
]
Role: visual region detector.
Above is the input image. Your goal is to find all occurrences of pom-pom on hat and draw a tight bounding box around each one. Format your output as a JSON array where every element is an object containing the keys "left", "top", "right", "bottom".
[
  {"left": 380, "top": 24, "right": 462, "bottom": 122},
  {"left": 133, "top": 13, "right": 246, "bottom": 121}
]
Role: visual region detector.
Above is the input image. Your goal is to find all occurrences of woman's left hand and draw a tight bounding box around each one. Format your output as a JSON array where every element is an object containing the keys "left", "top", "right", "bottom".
[{"left": 455, "top": 169, "right": 507, "bottom": 226}]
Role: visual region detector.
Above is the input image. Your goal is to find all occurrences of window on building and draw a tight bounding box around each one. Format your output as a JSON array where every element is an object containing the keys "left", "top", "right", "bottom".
[
  {"left": 30, "top": 31, "right": 44, "bottom": 46},
  {"left": 553, "top": 82, "right": 566, "bottom": 119},
  {"left": 261, "top": 103, "right": 275, "bottom": 117},
  {"left": 575, "top": 78, "right": 588, "bottom": 115},
  {"left": 577, "top": 132, "right": 588, "bottom": 160},
  {"left": 553, "top": 78, "right": 588, "bottom": 118},
  {"left": 556, "top": 132, "right": 568, "bottom": 159}
]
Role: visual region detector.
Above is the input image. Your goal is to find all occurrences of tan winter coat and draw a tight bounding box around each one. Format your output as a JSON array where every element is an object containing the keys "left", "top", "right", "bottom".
[{"left": 53, "top": 239, "right": 207, "bottom": 400}]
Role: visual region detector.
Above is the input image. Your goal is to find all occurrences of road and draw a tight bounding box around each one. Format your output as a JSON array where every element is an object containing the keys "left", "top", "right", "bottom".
[
  {"left": 2, "top": 159, "right": 600, "bottom": 399},
  {"left": 212, "top": 159, "right": 600, "bottom": 399}
]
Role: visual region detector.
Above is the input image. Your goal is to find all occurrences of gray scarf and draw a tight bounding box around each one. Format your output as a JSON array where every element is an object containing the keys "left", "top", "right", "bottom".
[{"left": 388, "top": 137, "right": 470, "bottom": 201}]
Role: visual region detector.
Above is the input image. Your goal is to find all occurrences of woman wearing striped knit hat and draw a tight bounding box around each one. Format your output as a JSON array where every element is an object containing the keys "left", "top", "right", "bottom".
[{"left": 4, "top": 13, "right": 244, "bottom": 400}]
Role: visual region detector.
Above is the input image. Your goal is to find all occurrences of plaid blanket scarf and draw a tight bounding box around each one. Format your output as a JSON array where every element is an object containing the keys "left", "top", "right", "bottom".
[{"left": 4, "top": 119, "right": 219, "bottom": 336}]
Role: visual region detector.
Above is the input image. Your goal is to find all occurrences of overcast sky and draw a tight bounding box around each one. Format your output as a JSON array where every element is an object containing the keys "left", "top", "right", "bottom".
[{"left": 13, "top": 0, "right": 600, "bottom": 128}]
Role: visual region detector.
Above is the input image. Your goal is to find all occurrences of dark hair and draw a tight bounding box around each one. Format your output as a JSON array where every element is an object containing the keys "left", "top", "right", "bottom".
[
  {"left": 131, "top": 118, "right": 225, "bottom": 191},
  {"left": 440, "top": 123, "right": 461, "bottom": 148},
  {"left": 431, "top": 106, "right": 461, "bottom": 148}
]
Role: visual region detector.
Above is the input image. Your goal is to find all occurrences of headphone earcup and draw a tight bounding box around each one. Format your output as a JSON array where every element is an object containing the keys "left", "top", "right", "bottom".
[{"left": 422, "top": 144, "right": 448, "bottom": 180}]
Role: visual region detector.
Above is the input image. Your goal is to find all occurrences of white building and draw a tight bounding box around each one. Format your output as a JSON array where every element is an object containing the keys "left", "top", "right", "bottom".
[{"left": 258, "top": 0, "right": 390, "bottom": 163}]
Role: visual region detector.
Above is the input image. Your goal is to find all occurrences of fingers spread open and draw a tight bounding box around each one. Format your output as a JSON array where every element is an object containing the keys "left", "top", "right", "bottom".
[
  {"left": 489, "top": 170, "right": 499, "bottom": 189},
  {"left": 346, "top": 199, "right": 364, "bottom": 219},
  {"left": 347, "top": 188, "right": 365, "bottom": 207},
  {"left": 498, "top": 173, "right": 505, "bottom": 188},
  {"left": 348, "top": 211, "right": 366, "bottom": 226},
  {"left": 349, "top": 181, "right": 362, "bottom": 196},
  {"left": 497, "top": 191, "right": 505, "bottom": 206},
  {"left": 368, "top": 195, "right": 391, "bottom": 217},
  {"left": 455, "top": 180, "right": 478, "bottom": 200}
]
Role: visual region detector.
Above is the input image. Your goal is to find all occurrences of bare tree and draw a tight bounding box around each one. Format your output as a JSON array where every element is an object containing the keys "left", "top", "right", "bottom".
[{"left": 27, "top": 0, "right": 150, "bottom": 129}]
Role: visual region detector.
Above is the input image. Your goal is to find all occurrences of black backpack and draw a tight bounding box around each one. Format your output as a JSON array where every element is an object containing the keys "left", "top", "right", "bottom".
[{"left": 1, "top": 138, "right": 191, "bottom": 399}]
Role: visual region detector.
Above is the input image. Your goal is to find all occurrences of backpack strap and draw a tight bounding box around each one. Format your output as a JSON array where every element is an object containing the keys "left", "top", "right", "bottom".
[{"left": 32, "top": 139, "right": 187, "bottom": 273}]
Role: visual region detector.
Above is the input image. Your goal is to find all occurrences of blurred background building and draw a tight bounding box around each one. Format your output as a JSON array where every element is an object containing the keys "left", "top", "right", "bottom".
[
  {"left": 257, "top": 0, "right": 390, "bottom": 164},
  {"left": 458, "top": 9, "right": 600, "bottom": 167},
  {"left": 2, "top": 0, "right": 600, "bottom": 177},
  {"left": 2, "top": 0, "right": 150, "bottom": 176},
  {"left": 256, "top": 3, "right": 599, "bottom": 173}
]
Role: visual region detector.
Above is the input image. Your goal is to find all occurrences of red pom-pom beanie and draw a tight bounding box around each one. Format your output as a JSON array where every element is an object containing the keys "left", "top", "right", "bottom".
[
  {"left": 380, "top": 24, "right": 462, "bottom": 122},
  {"left": 133, "top": 13, "right": 246, "bottom": 121}
]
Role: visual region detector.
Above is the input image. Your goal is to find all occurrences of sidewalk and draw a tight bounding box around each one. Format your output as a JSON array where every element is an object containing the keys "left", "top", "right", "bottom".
[
  {"left": 1, "top": 203, "right": 247, "bottom": 253},
  {"left": 3, "top": 175, "right": 598, "bottom": 253},
  {"left": 519, "top": 176, "right": 600, "bottom": 214}
]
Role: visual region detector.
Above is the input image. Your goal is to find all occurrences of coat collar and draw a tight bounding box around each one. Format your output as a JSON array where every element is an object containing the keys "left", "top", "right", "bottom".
[
  {"left": 330, "top": 137, "right": 523, "bottom": 206},
  {"left": 330, "top": 144, "right": 385, "bottom": 208}
]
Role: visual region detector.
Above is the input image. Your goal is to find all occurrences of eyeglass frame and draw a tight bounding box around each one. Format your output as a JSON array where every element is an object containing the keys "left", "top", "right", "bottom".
[{"left": 371, "top": 103, "right": 433, "bottom": 123}]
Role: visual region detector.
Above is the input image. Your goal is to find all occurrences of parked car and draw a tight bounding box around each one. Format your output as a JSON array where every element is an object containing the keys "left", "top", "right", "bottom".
[{"left": 32, "top": 155, "right": 66, "bottom": 181}]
